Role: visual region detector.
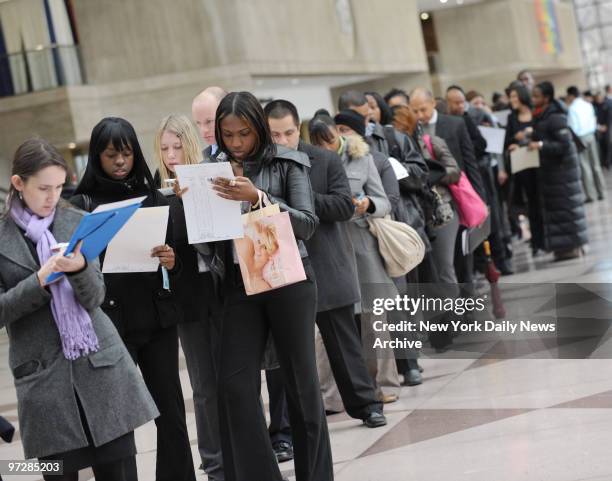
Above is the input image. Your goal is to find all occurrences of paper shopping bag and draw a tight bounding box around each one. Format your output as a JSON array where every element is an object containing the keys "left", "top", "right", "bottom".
[{"left": 234, "top": 208, "right": 306, "bottom": 295}]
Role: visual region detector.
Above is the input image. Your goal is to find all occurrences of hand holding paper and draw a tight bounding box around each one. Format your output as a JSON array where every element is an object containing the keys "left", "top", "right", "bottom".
[
  {"left": 102, "top": 206, "right": 170, "bottom": 273},
  {"left": 38, "top": 242, "right": 86, "bottom": 286},
  {"left": 150, "top": 244, "right": 176, "bottom": 270},
  {"left": 175, "top": 163, "right": 244, "bottom": 244},
  {"left": 46, "top": 196, "right": 146, "bottom": 283},
  {"left": 211, "top": 176, "right": 259, "bottom": 204}
]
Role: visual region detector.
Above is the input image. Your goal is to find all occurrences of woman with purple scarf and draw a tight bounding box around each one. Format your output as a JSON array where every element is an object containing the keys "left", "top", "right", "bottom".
[{"left": 0, "top": 138, "right": 158, "bottom": 480}]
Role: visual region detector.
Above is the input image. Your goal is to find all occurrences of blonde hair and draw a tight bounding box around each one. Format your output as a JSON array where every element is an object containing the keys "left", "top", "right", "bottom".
[
  {"left": 254, "top": 221, "right": 279, "bottom": 255},
  {"left": 154, "top": 114, "right": 202, "bottom": 183}
]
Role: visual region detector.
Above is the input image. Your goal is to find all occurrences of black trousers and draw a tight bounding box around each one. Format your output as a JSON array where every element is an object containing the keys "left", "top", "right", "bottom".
[
  {"left": 217, "top": 266, "right": 333, "bottom": 481},
  {"left": 124, "top": 325, "right": 196, "bottom": 481},
  {"left": 317, "top": 305, "right": 382, "bottom": 418},
  {"left": 267, "top": 304, "right": 382, "bottom": 440},
  {"left": 516, "top": 169, "right": 544, "bottom": 251},
  {"left": 266, "top": 367, "right": 292, "bottom": 444}
]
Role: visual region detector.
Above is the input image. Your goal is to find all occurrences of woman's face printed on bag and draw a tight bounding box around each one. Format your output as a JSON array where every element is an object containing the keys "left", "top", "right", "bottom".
[
  {"left": 160, "top": 130, "right": 184, "bottom": 173},
  {"left": 252, "top": 239, "right": 270, "bottom": 271},
  {"left": 236, "top": 235, "right": 271, "bottom": 291},
  {"left": 220, "top": 114, "right": 258, "bottom": 162},
  {"left": 11, "top": 165, "right": 66, "bottom": 217},
  {"left": 100, "top": 142, "right": 134, "bottom": 180}
]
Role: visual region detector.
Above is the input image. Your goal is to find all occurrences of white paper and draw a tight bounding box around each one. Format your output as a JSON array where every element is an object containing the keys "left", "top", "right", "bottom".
[
  {"left": 388, "top": 157, "right": 409, "bottom": 180},
  {"left": 493, "top": 109, "right": 511, "bottom": 128},
  {"left": 478, "top": 126, "right": 506, "bottom": 155},
  {"left": 510, "top": 147, "right": 540, "bottom": 174},
  {"left": 102, "top": 206, "right": 169, "bottom": 273},
  {"left": 175, "top": 163, "right": 244, "bottom": 244},
  {"left": 92, "top": 196, "right": 147, "bottom": 213}
]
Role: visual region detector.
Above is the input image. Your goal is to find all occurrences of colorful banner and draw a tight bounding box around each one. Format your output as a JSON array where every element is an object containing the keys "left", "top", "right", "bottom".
[{"left": 535, "top": 0, "right": 563, "bottom": 55}]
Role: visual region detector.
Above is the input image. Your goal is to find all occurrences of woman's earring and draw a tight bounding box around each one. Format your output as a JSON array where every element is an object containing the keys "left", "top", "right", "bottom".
[{"left": 18, "top": 191, "right": 23, "bottom": 200}]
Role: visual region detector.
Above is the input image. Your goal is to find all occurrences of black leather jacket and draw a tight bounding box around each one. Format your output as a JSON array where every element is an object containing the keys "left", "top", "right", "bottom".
[{"left": 207, "top": 145, "right": 318, "bottom": 257}]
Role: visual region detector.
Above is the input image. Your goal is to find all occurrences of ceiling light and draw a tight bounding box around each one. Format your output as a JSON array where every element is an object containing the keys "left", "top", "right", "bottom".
[{"left": 421, "top": 12, "right": 430, "bottom": 20}]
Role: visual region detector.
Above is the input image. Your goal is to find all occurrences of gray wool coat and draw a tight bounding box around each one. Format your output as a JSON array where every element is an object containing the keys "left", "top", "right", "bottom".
[
  {"left": 339, "top": 136, "right": 398, "bottom": 312},
  {"left": 0, "top": 204, "right": 158, "bottom": 459}
]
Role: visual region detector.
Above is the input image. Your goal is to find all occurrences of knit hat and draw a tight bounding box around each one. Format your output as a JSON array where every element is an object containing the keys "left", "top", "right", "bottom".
[{"left": 334, "top": 110, "right": 366, "bottom": 137}]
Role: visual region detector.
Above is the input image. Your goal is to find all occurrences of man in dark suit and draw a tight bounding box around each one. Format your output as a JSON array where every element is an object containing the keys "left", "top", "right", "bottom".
[
  {"left": 262, "top": 100, "right": 388, "bottom": 460},
  {"left": 410, "top": 87, "right": 486, "bottom": 200},
  {"left": 447, "top": 85, "right": 513, "bottom": 275},
  {"left": 410, "top": 87, "right": 486, "bottom": 293}
]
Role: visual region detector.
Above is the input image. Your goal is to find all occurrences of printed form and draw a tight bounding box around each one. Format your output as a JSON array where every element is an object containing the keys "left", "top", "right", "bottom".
[
  {"left": 102, "top": 206, "right": 169, "bottom": 273},
  {"left": 175, "top": 163, "right": 244, "bottom": 244}
]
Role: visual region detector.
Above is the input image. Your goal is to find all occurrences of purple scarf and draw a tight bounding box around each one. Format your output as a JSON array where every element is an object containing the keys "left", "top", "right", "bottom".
[{"left": 10, "top": 202, "right": 99, "bottom": 360}]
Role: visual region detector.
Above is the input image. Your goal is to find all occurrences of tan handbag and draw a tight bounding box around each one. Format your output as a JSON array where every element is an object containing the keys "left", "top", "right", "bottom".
[{"left": 367, "top": 216, "right": 425, "bottom": 277}]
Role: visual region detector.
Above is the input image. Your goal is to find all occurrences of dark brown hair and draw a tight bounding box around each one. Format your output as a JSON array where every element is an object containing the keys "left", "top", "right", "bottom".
[
  {"left": 8, "top": 137, "right": 68, "bottom": 208},
  {"left": 465, "top": 90, "right": 484, "bottom": 102},
  {"left": 308, "top": 114, "right": 337, "bottom": 146}
]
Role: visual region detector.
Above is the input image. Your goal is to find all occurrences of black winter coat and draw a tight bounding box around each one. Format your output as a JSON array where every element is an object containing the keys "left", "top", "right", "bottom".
[
  {"left": 532, "top": 101, "right": 588, "bottom": 251},
  {"left": 71, "top": 178, "right": 183, "bottom": 333},
  {"left": 299, "top": 142, "right": 360, "bottom": 312}
]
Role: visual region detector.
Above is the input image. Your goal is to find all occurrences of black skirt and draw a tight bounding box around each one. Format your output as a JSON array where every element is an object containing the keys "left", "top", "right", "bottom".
[{"left": 39, "top": 392, "right": 136, "bottom": 473}]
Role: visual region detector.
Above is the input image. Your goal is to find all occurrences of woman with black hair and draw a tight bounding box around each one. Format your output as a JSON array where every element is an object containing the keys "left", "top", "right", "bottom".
[
  {"left": 528, "top": 81, "right": 588, "bottom": 261},
  {"left": 71, "top": 117, "right": 196, "bottom": 481},
  {"left": 504, "top": 84, "right": 543, "bottom": 254},
  {"left": 208, "top": 92, "right": 332, "bottom": 481},
  {"left": 365, "top": 91, "right": 393, "bottom": 126}
]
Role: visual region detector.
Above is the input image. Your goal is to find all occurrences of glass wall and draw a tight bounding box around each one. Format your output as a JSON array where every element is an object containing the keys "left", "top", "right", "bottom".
[
  {"left": 573, "top": 0, "right": 612, "bottom": 89},
  {"left": 0, "top": 0, "right": 83, "bottom": 97}
]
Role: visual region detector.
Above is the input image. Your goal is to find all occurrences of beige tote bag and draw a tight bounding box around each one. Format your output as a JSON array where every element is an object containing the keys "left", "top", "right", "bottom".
[{"left": 367, "top": 216, "right": 425, "bottom": 278}]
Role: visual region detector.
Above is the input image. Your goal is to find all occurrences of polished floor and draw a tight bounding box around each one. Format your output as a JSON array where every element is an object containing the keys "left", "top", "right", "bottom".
[{"left": 1, "top": 173, "right": 612, "bottom": 481}]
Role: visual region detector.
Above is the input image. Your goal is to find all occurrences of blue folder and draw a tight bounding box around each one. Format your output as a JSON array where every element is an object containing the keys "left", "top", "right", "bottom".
[{"left": 47, "top": 196, "right": 145, "bottom": 283}]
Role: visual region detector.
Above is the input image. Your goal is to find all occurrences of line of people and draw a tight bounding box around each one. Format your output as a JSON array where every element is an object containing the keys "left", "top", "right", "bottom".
[{"left": 1, "top": 71, "right": 592, "bottom": 481}]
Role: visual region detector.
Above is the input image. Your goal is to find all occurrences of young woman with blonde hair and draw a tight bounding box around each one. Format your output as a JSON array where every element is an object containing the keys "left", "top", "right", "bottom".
[
  {"left": 152, "top": 113, "right": 225, "bottom": 480},
  {"left": 154, "top": 114, "right": 202, "bottom": 185}
]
